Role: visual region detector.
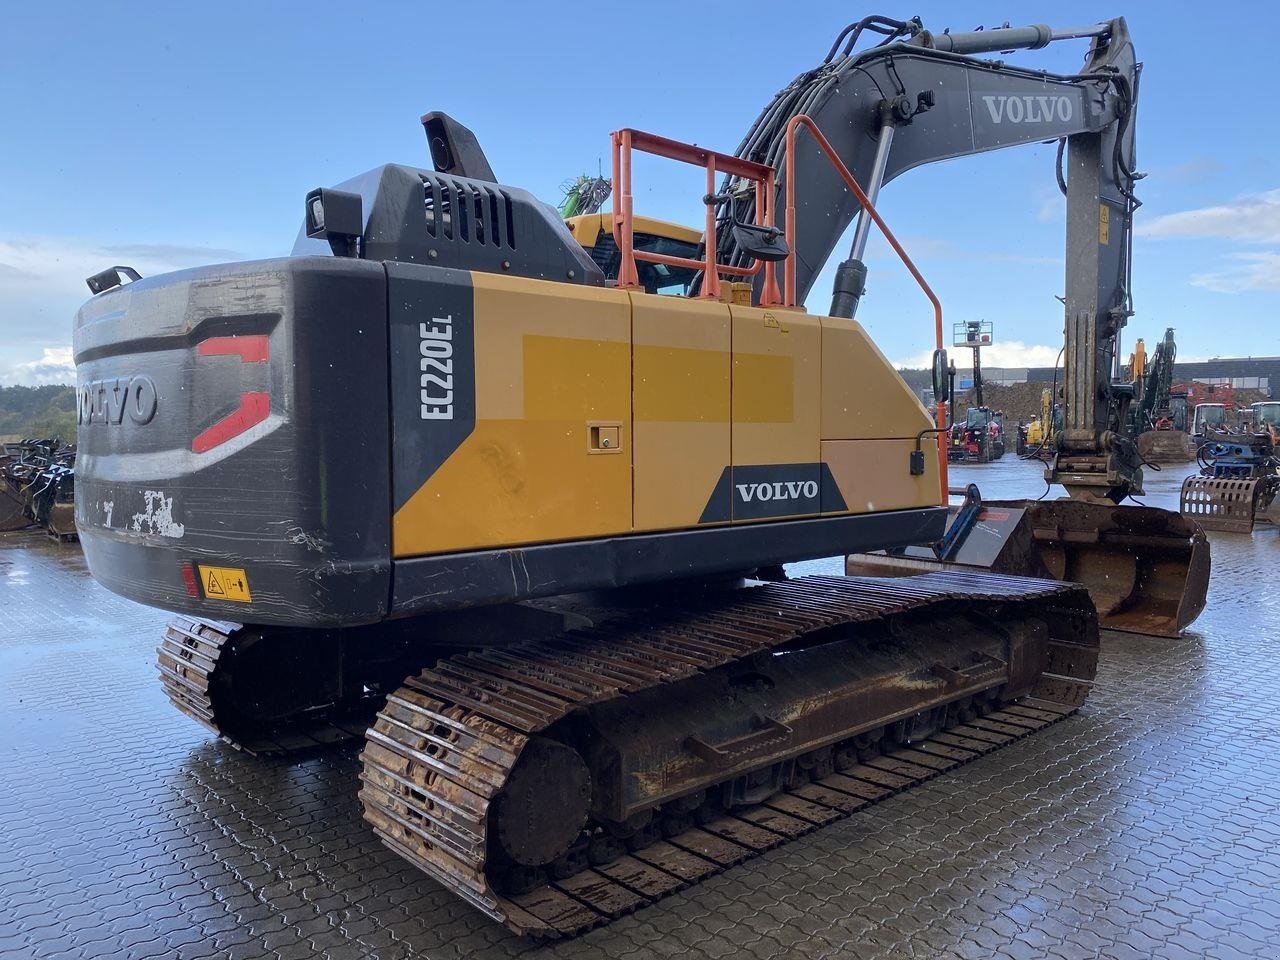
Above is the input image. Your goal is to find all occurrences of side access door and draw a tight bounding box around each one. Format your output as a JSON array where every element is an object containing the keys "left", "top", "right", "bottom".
[{"left": 389, "top": 265, "right": 633, "bottom": 557}]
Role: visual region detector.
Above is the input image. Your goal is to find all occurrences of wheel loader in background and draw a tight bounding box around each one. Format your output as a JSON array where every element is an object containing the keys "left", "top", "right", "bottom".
[{"left": 74, "top": 15, "right": 1203, "bottom": 937}]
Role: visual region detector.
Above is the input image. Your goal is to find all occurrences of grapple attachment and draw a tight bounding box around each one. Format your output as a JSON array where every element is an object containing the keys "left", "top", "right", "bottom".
[
  {"left": 847, "top": 498, "right": 1210, "bottom": 638},
  {"left": 1179, "top": 476, "right": 1276, "bottom": 533}
]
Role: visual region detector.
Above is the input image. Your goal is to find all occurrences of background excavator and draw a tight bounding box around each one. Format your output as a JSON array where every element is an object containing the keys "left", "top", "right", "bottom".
[
  {"left": 73, "top": 15, "right": 1200, "bottom": 938},
  {"left": 1019, "top": 388, "right": 1060, "bottom": 461},
  {"left": 1131, "top": 328, "right": 1195, "bottom": 462}
]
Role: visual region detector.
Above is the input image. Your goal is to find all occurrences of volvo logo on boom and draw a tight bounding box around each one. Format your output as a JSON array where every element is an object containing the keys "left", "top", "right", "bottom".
[
  {"left": 78, "top": 376, "right": 158, "bottom": 426},
  {"left": 981, "top": 95, "right": 1073, "bottom": 124}
]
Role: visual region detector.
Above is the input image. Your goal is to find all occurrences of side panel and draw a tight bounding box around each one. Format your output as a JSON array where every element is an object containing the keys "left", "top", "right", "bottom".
[
  {"left": 820, "top": 317, "right": 934, "bottom": 440},
  {"left": 818, "top": 315, "right": 939, "bottom": 515},
  {"left": 631, "top": 295, "right": 731, "bottom": 530},
  {"left": 728, "top": 305, "right": 823, "bottom": 521},
  {"left": 391, "top": 267, "right": 632, "bottom": 557},
  {"left": 822, "top": 439, "right": 939, "bottom": 514}
]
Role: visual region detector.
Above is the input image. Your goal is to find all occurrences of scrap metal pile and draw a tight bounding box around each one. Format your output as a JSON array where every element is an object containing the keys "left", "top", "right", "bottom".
[{"left": 0, "top": 438, "right": 77, "bottom": 541}]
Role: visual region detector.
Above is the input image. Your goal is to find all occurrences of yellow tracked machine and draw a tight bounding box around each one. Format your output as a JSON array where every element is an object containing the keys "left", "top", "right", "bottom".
[{"left": 74, "top": 15, "right": 1204, "bottom": 937}]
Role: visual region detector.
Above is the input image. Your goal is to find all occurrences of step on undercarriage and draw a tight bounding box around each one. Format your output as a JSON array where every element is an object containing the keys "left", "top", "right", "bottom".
[{"left": 355, "top": 572, "right": 1098, "bottom": 937}]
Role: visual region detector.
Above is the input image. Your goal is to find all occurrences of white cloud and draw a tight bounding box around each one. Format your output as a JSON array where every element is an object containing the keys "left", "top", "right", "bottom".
[
  {"left": 1137, "top": 188, "right": 1280, "bottom": 243},
  {"left": 897, "top": 340, "right": 1061, "bottom": 370},
  {"left": 2, "top": 347, "right": 76, "bottom": 386},
  {"left": 1032, "top": 184, "right": 1063, "bottom": 224},
  {"left": 1190, "top": 252, "right": 1280, "bottom": 293},
  {"left": 0, "top": 235, "right": 241, "bottom": 386},
  {"left": 0, "top": 236, "right": 238, "bottom": 300}
]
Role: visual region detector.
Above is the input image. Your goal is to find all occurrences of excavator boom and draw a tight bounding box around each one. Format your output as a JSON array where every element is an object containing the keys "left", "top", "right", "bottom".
[{"left": 727, "top": 18, "right": 1215, "bottom": 632}]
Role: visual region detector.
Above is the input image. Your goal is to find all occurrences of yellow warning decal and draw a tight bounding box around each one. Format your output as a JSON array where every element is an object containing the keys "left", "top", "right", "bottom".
[
  {"left": 197, "top": 565, "right": 252, "bottom": 603},
  {"left": 1099, "top": 204, "right": 1111, "bottom": 245},
  {"left": 762, "top": 311, "right": 790, "bottom": 334}
]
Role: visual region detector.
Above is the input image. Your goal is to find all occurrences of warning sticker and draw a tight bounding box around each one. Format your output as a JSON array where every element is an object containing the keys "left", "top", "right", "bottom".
[
  {"left": 1099, "top": 203, "right": 1111, "bottom": 245},
  {"left": 197, "top": 565, "right": 252, "bottom": 603}
]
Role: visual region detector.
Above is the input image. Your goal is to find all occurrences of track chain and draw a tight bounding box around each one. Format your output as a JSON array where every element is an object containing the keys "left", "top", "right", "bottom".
[
  {"left": 157, "top": 617, "right": 371, "bottom": 755},
  {"left": 359, "top": 572, "right": 1097, "bottom": 937}
]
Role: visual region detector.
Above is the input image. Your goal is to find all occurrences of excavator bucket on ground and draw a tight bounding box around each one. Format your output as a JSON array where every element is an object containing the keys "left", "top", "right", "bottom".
[
  {"left": 0, "top": 483, "right": 26, "bottom": 531},
  {"left": 1136, "top": 430, "right": 1195, "bottom": 463},
  {"left": 848, "top": 496, "right": 1210, "bottom": 638},
  {"left": 1179, "top": 428, "right": 1280, "bottom": 533},
  {"left": 0, "top": 449, "right": 31, "bottom": 531}
]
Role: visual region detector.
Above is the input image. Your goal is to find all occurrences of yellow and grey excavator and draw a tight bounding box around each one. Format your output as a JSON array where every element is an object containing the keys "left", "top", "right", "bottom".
[{"left": 73, "top": 15, "right": 1203, "bottom": 937}]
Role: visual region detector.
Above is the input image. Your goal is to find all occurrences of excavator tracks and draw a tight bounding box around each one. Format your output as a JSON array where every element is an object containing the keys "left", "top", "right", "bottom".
[
  {"left": 157, "top": 617, "right": 375, "bottom": 754},
  {"left": 359, "top": 572, "right": 1098, "bottom": 938}
]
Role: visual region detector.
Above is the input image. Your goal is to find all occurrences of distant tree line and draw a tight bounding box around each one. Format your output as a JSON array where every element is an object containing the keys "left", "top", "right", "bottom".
[{"left": 0, "top": 384, "right": 77, "bottom": 441}]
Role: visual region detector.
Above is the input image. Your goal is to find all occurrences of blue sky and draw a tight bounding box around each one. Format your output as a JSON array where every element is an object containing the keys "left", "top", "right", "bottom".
[{"left": 1, "top": 0, "right": 1275, "bottom": 384}]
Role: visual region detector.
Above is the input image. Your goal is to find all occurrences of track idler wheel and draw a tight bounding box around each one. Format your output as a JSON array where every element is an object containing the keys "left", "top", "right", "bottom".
[{"left": 493, "top": 737, "right": 591, "bottom": 869}]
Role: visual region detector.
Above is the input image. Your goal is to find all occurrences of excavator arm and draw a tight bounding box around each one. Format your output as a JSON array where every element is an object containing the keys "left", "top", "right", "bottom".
[{"left": 721, "top": 17, "right": 1141, "bottom": 500}]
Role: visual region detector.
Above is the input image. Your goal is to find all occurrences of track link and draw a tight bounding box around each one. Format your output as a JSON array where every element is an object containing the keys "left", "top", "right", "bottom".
[
  {"left": 157, "top": 617, "right": 372, "bottom": 754},
  {"left": 359, "top": 572, "right": 1098, "bottom": 937}
]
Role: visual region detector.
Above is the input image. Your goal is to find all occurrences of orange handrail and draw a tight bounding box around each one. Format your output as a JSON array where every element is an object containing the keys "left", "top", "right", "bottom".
[
  {"left": 783, "top": 114, "right": 949, "bottom": 504},
  {"left": 610, "top": 128, "right": 782, "bottom": 304}
]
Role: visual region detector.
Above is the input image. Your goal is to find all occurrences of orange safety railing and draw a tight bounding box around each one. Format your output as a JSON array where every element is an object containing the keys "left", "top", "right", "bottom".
[
  {"left": 610, "top": 120, "right": 948, "bottom": 505},
  {"left": 783, "top": 114, "right": 949, "bottom": 504},
  {"left": 611, "top": 128, "right": 782, "bottom": 304}
]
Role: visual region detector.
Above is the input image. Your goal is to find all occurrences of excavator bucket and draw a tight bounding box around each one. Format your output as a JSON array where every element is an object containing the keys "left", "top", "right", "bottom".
[
  {"left": 1179, "top": 476, "right": 1270, "bottom": 533},
  {"left": 847, "top": 498, "right": 1210, "bottom": 638},
  {"left": 0, "top": 484, "right": 27, "bottom": 531},
  {"left": 0, "top": 453, "right": 29, "bottom": 531},
  {"left": 1136, "top": 430, "right": 1194, "bottom": 463}
]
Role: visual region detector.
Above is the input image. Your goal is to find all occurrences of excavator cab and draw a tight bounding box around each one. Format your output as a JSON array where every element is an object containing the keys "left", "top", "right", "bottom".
[{"left": 566, "top": 214, "right": 703, "bottom": 295}]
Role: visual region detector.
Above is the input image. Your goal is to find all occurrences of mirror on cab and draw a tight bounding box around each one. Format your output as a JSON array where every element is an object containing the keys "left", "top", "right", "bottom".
[{"left": 932, "top": 348, "right": 950, "bottom": 404}]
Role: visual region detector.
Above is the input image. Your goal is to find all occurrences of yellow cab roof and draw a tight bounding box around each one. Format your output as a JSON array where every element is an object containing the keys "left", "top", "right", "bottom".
[{"left": 565, "top": 213, "right": 702, "bottom": 249}]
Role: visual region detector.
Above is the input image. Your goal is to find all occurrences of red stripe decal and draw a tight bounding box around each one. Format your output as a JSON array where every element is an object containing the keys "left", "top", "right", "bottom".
[
  {"left": 197, "top": 335, "right": 270, "bottom": 363},
  {"left": 191, "top": 392, "right": 270, "bottom": 454}
]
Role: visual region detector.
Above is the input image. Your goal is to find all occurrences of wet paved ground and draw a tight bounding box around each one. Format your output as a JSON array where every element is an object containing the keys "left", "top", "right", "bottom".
[{"left": 2, "top": 458, "right": 1278, "bottom": 960}]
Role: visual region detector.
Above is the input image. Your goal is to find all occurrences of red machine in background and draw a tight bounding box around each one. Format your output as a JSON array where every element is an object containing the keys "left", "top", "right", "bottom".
[
  {"left": 1179, "top": 381, "right": 1235, "bottom": 408},
  {"left": 949, "top": 407, "right": 1007, "bottom": 462}
]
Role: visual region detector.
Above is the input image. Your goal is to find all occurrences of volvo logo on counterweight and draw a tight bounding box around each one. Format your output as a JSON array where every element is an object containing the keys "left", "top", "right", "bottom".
[
  {"left": 981, "top": 95, "right": 1073, "bottom": 123},
  {"left": 736, "top": 480, "right": 819, "bottom": 504},
  {"left": 78, "top": 376, "right": 158, "bottom": 425}
]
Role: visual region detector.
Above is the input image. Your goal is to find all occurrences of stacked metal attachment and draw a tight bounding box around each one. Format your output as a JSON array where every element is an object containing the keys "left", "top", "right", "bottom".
[{"left": 0, "top": 438, "right": 77, "bottom": 541}]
